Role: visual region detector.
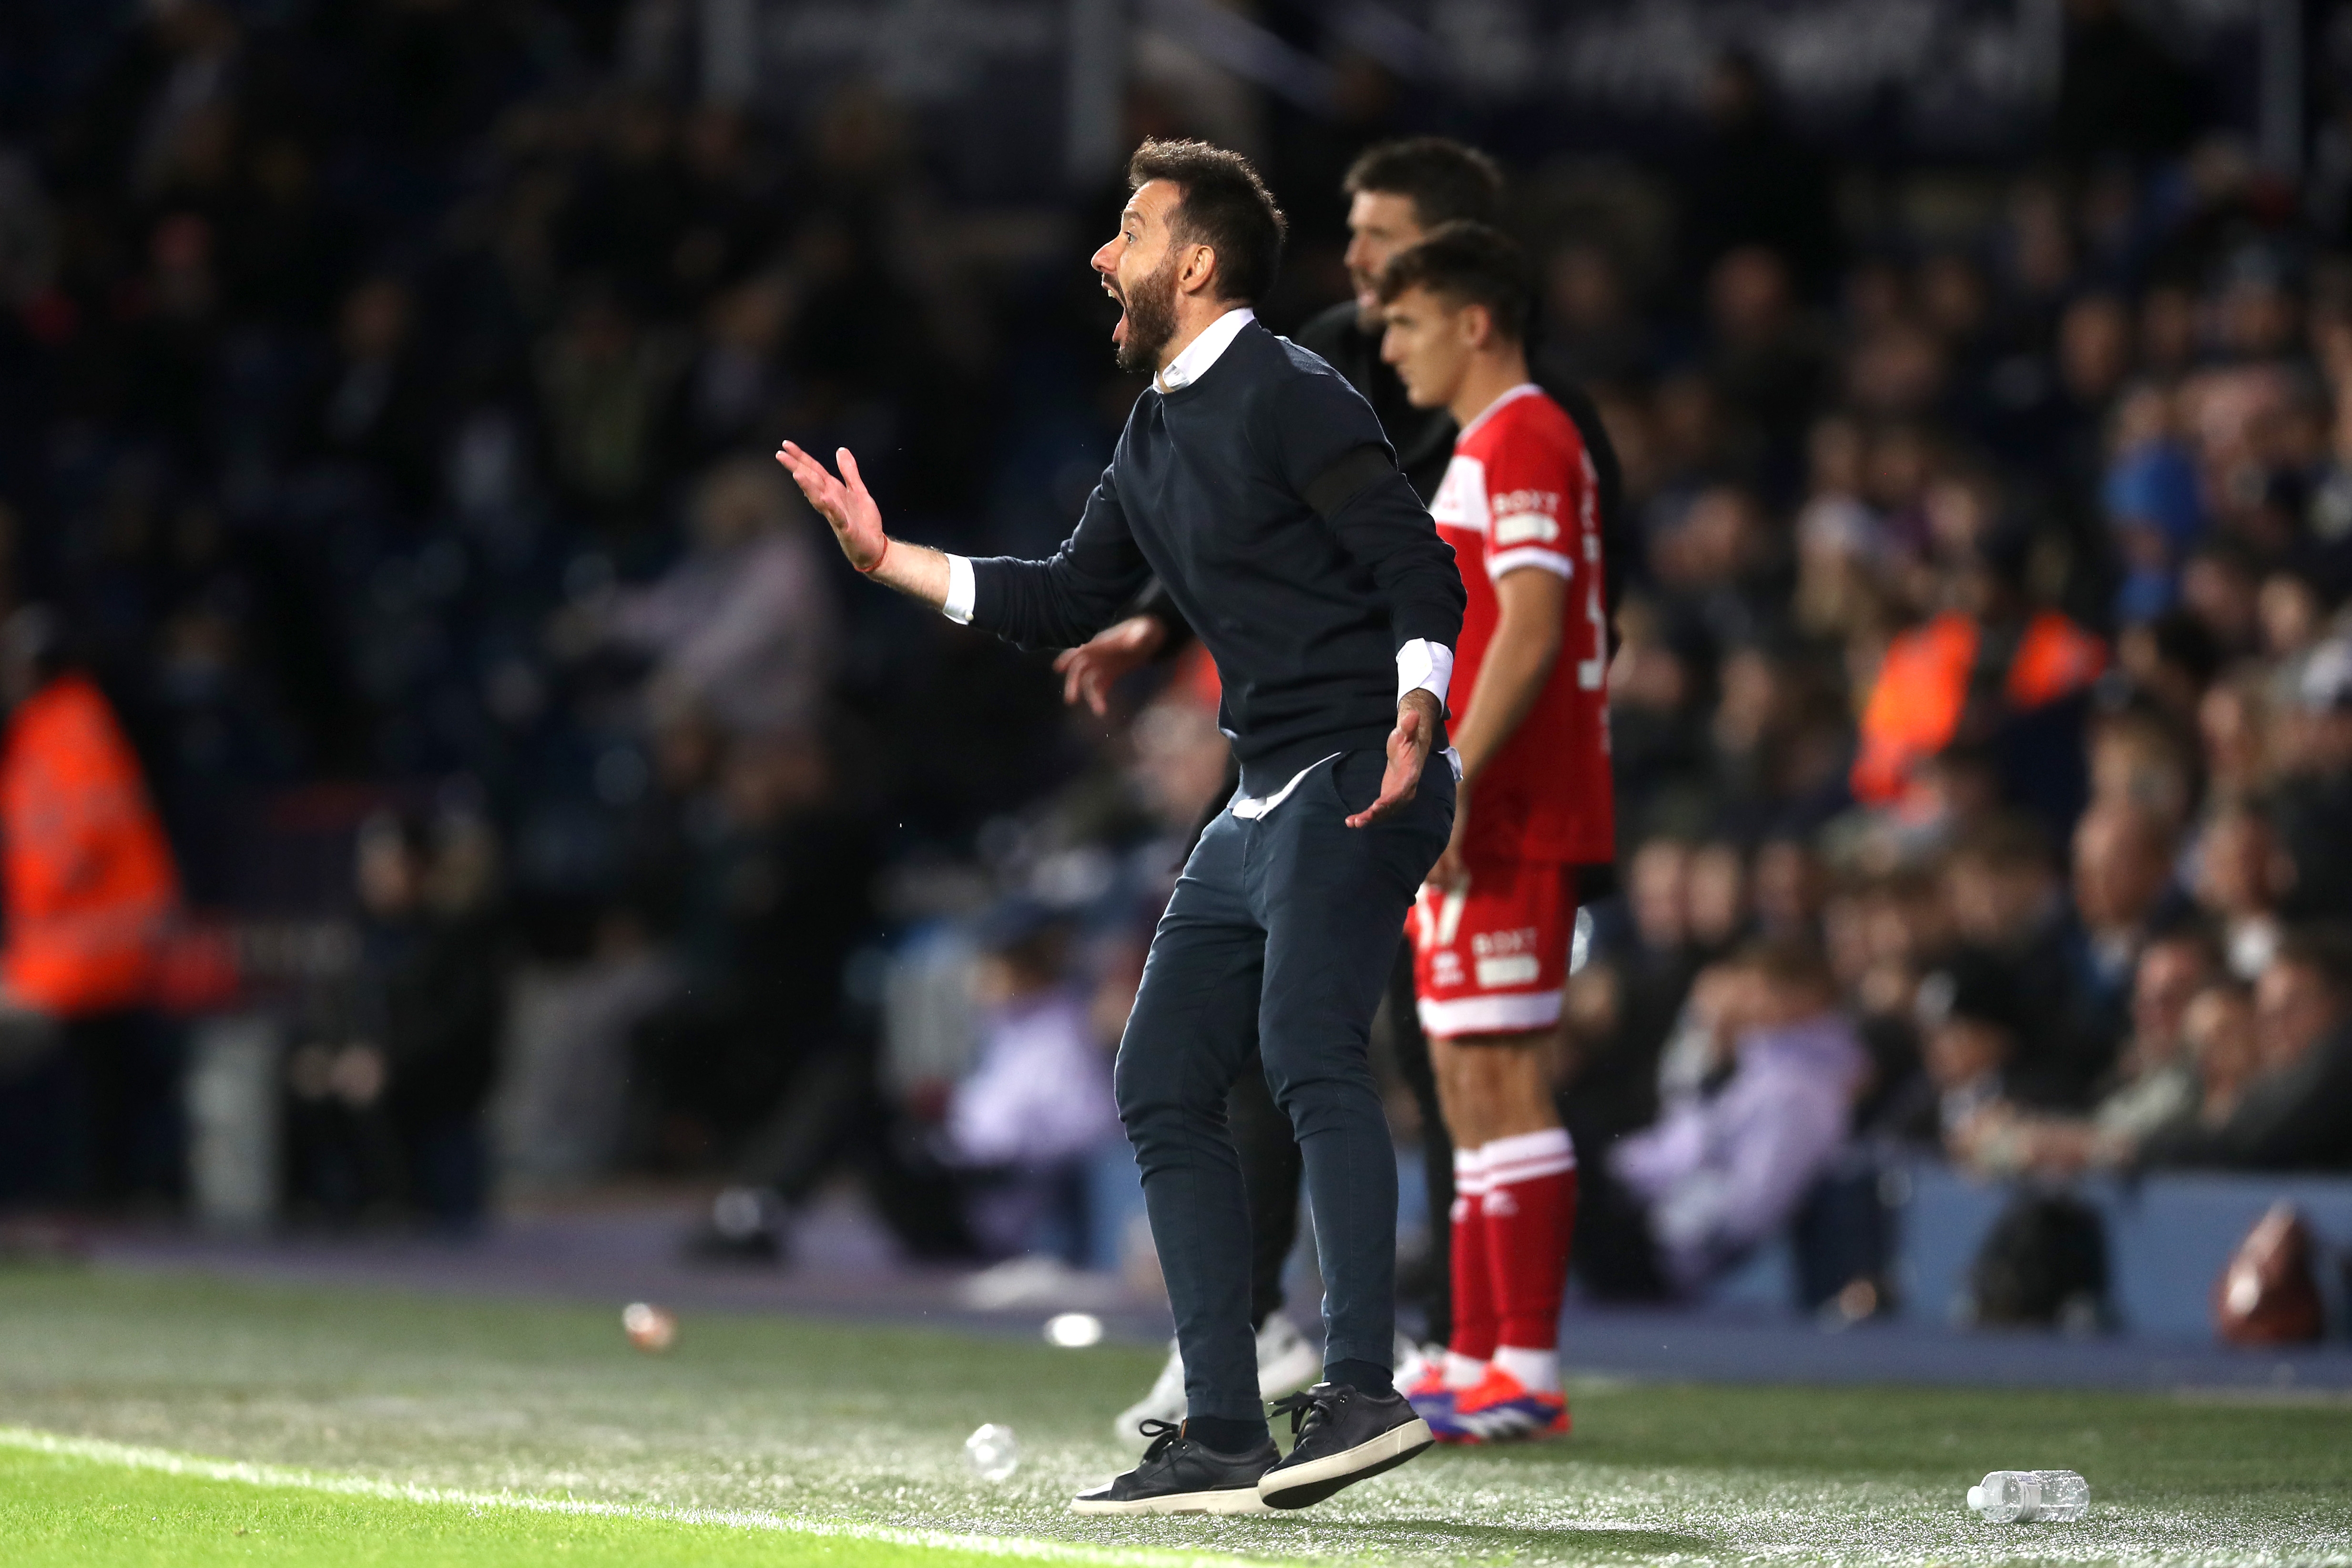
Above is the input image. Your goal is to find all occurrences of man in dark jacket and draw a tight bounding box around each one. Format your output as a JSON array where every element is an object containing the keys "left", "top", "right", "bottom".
[
  {"left": 781, "top": 140, "right": 1457, "bottom": 1515},
  {"left": 1062, "top": 140, "right": 1628, "bottom": 1439}
]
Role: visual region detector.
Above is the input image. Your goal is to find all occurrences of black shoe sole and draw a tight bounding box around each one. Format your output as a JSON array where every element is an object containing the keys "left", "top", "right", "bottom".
[{"left": 1257, "top": 1416, "right": 1433, "bottom": 1509}]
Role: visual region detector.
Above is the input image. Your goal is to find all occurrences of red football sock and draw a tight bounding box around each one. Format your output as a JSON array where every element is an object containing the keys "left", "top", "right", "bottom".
[
  {"left": 1446, "top": 1145, "right": 1497, "bottom": 1364},
  {"left": 1480, "top": 1128, "right": 1578, "bottom": 1356}
]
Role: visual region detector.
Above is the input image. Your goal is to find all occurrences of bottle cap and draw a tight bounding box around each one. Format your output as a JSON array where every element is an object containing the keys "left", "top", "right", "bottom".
[{"left": 1966, "top": 1486, "right": 1985, "bottom": 1510}]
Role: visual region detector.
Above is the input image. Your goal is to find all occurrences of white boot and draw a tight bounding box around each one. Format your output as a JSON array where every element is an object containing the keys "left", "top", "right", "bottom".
[
  {"left": 1392, "top": 1330, "right": 1442, "bottom": 1394},
  {"left": 1111, "top": 1315, "right": 1324, "bottom": 1447},
  {"left": 1112, "top": 1339, "right": 1186, "bottom": 1446},
  {"left": 1253, "top": 1313, "right": 1321, "bottom": 1399}
]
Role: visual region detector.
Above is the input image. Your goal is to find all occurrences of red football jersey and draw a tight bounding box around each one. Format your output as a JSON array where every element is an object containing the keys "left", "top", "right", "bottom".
[{"left": 1427, "top": 384, "right": 1613, "bottom": 865}]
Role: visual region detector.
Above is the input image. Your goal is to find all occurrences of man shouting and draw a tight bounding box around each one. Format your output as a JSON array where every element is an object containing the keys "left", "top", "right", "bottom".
[{"left": 778, "top": 140, "right": 1461, "bottom": 1515}]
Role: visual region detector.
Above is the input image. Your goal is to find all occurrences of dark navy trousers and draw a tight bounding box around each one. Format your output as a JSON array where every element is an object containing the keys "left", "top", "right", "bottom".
[{"left": 1113, "top": 747, "right": 1453, "bottom": 1422}]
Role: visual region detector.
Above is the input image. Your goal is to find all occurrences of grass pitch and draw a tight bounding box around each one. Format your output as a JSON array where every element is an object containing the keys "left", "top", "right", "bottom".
[{"left": 0, "top": 1267, "right": 2346, "bottom": 1567}]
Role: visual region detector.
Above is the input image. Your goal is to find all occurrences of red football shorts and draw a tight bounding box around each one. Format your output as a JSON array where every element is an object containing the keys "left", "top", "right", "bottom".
[{"left": 1409, "top": 858, "right": 1577, "bottom": 1040}]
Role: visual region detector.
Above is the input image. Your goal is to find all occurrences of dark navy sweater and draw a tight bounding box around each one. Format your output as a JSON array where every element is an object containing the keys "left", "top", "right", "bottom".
[{"left": 969, "top": 319, "right": 1466, "bottom": 794}]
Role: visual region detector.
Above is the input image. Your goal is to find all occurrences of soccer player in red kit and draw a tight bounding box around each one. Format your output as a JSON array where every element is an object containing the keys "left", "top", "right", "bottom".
[{"left": 1377, "top": 223, "right": 1612, "bottom": 1442}]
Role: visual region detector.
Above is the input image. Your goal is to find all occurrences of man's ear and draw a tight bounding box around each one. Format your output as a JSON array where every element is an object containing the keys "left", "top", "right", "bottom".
[
  {"left": 1177, "top": 242, "right": 1219, "bottom": 298},
  {"left": 1460, "top": 301, "right": 1495, "bottom": 351}
]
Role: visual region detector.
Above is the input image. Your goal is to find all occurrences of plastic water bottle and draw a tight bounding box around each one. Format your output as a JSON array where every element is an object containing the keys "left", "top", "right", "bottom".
[
  {"left": 1967, "top": 1470, "right": 2088, "bottom": 1523},
  {"left": 964, "top": 1423, "right": 1020, "bottom": 1482}
]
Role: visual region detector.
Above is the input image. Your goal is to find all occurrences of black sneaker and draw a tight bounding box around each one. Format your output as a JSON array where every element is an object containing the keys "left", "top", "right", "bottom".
[
  {"left": 1070, "top": 1420, "right": 1278, "bottom": 1516},
  {"left": 1257, "top": 1383, "right": 1433, "bottom": 1509}
]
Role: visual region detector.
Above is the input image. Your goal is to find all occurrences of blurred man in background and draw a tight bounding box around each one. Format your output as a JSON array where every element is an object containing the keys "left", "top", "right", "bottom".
[
  {"left": 1378, "top": 223, "right": 1610, "bottom": 1443},
  {"left": 286, "top": 808, "right": 509, "bottom": 1229},
  {"left": 0, "top": 609, "right": 183, "bottom": 1210},
  {"left": 1850, "top": 528, "right": 2105, "bottom": 838}
]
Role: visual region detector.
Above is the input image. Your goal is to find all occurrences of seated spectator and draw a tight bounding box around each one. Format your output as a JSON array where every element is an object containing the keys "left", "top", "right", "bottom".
[
  {"left": 1563, "top": 837, "right": 1702, "bottom": 1153},
  {"left": 1751, "top": 834, "right": 1826, "bottom": 942},
  {"left": 1684, "top": 838, "right": 1751, "bottom": 958},
  {"left": 639, "top": 731, "right": 876, "bottom": 1172},
  {"left": 1948, "top": 927, "right": 2218, "bottom": 1177},
  {"left": 1907, "top": 946, "right": 2082, "bottom": 1149},
  {"left": 2176, "top": 979, "right": 2262, "bottom": 1133},
  {"left": 2199, "top": 671, "right": 2277, "bottom": 800},
  {"left": 2141, "top": 925, "right": 2352, "bottom": 1170},
  {"left": 1942, "top": 815, "right": 2079, "bottom": 1061},
  {"left": 576, "top": 456, "right": 838, "bottom": 740},
  {"left": 286, "top": 808, "right": 510, "bottom": 1229},
  {"left": 1595, "top": 941, "right": 1865, "bottom": 1296},
  {"left": 2068, "top": 797, "right": 2183, "bottom": 1071},
  {"left": 2193, "top": 802, "right": 2291, "bottom": 979},
  {"left": 2114, "top": 609, "right": 2223, "bottom": 729},
  {"left": 2267, "top": 641, "right": 2352, "bottom": 919},
  {"left": 2101, "top": 381, "right": 2204, "bottom": 623},
  {"left": 943, "top": 900, "right": 1121, "bottom": 1262},
  {"left": 2088, "top": 704, "right": 2197, "bottom": 834}
]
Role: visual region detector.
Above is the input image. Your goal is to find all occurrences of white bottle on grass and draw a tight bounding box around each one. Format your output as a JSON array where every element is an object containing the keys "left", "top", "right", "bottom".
[{"left": 1967, "top": 1470, "right": 2088, "bottom": 1523}]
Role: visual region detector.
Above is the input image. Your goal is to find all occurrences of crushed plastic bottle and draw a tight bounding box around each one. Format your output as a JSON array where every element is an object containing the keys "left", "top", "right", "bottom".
[
  {"left": 1967, "top": 1470, "right": 2088, "bottom": 1523},
  {"left": 964, "top": 1423, "right": 1021, "bottom": 1482}
]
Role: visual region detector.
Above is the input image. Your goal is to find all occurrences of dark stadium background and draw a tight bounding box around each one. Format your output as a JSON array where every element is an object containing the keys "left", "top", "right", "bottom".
[{"left": 0, "top": 0, "right": 2346, "bottom": 1350}]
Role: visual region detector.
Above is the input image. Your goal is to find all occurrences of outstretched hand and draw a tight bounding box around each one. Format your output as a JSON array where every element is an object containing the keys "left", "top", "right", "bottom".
[
  {"left": 1347, "top": 688, "right": 1442, "bottom": 829},
  {"left": 1053, "top": 615, "right": 1168, "bottom": 716},
  {"left": 776, "top": 442, "right": 887, "bottom": 572}
]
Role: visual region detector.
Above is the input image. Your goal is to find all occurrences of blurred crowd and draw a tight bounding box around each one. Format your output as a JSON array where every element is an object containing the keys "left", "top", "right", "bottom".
[{"left": 0, "top": 2, "right": 2346, "bottom": 1295}]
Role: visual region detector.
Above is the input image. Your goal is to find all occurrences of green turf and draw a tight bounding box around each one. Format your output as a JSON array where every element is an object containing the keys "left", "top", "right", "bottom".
[
  {"left": 0, "top": 1443, "right": 1076, "bottom": 1568},
  {"left": 1, "top": 1264, "right": 2348, "bottom": 1567}
]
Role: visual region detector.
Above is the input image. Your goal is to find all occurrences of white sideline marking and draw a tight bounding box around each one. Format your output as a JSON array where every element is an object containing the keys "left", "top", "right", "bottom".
[{"left": 0, "top": 1426, "right": 1271, "bottom": 1568}]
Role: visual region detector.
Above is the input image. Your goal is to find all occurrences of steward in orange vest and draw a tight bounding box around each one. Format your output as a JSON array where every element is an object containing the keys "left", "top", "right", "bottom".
[
  {"left": 0, "top": 652, "right": 182, "bottom": 1018},
  {"left": 1852, "top": 549, "right": 2106, "bottom": 819}
]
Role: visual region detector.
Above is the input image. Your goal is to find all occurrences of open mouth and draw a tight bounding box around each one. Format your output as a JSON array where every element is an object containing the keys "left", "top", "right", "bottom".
[{"left": 1104, "top": 278, "right": 1127, "bottom": 345}]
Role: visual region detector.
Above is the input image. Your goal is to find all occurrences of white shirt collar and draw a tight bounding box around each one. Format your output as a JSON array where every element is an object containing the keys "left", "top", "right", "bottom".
[{"left": 1155, "top": 307, "right": 1256, "bottom": 394}]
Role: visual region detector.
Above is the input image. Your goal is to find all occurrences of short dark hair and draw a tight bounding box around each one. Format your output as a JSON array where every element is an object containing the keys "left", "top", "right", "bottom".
[
  {"left": 1375, "top": 221, "right": 1535, "bottom": 343},
  {"left": 1127, "top": 139, "right": 1287, "bottom": 306},
  {"left": 1343, "top": 137, "right": 1503, "bottom": 229},
  {"left": 1948, "top": 815, "right": 2055, "bottom": 875},
  {"left": 1730, "top": 936, "right": 1838, "bottom": 1001}
]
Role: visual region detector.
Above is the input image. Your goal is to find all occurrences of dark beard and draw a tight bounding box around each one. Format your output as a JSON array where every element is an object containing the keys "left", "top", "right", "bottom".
[{"left": 1114, "top": 253, "right": 1181, "bottom": 375}]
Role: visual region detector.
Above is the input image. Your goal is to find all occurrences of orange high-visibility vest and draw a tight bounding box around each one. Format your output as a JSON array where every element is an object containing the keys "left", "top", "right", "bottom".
[
  {"left": 1850, "top": 609, "right": 2106, "bottom": 807},
  {"left": 0, "top": 673, "right": 182, "bottom": 1015}
]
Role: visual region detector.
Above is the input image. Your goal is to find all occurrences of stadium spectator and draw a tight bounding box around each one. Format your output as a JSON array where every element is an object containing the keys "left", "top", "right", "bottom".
[
  {"left": 632, "top": 732, "right": 874, "bottom": 1177},
  {"left": 1562, "top": 838, "right": 1702, "bottom": 1164},
  {"left": 2141, "top": 926, "right": 2352, "bottom": 1171},
  {"left": 1597, "top": 941, "right": 1865, "bottom": 1296},
  {"left": 2067, "top": 798, "right": 2183, "bottom": 1066},
  {"left": 2192, "top": 803, "right": 2291, "bottom": 979},
  {"left": 1948, "top": 927, "right": 2218, "bottom": 1177},
  {"left": 578, "top": 455, "right": 838, "bottom": 741},
  {"left": 1849, "top": 530, "right": 2106, "bottom": 830},
  {"left": 943, "top": 900, "right": 1120, "bottom": 1263},
  {"left": 0, "top": 609, "right": 184, "bottom": 1207},
  {"left": 286, "top": 808, "right": 509, "bottom": 1228},
  {"left": 2267, "top": 641, "right": 2352, "bottom": 920}
]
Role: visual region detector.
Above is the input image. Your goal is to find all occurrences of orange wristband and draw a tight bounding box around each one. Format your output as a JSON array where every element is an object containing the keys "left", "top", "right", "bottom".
[{"left": 856, "top": 537, "right": 891, "bottom": 575}]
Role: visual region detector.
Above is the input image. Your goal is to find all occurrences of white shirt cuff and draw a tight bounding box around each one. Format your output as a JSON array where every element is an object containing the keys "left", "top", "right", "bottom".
[
  {"left": 942, "top": 554, "right": 976, "bottom": 626},
  {"left": 1395, "top": 638, "right": 1454, "bottom": 710}
]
